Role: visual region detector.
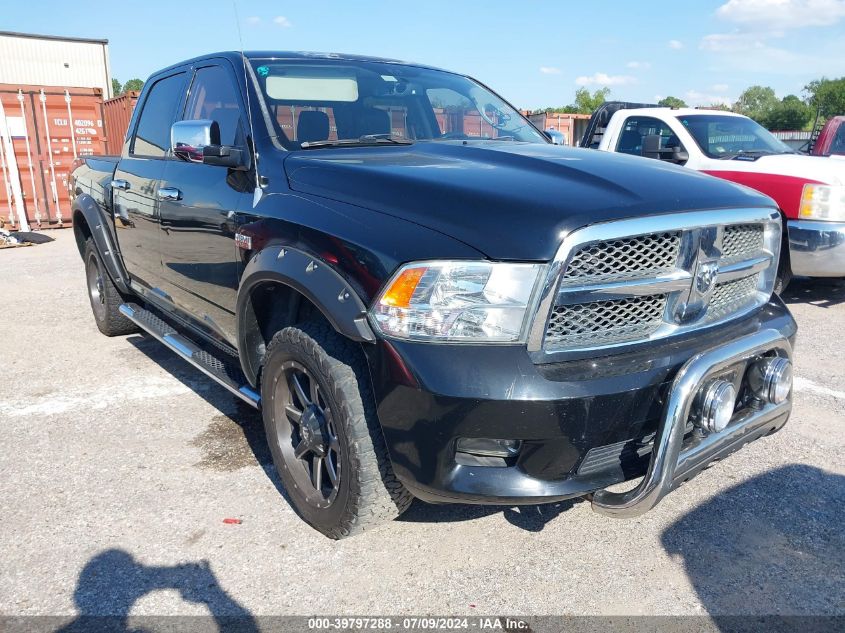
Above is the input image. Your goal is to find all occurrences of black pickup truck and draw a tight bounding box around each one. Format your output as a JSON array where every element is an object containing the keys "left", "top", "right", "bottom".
[{"left": 71, "top": 51, "right": 797, "bottom": 539}]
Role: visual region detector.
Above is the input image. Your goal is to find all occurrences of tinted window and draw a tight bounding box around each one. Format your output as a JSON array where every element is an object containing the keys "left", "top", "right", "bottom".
[
  {"left": 131, "top": 73, "right": 186, "bottom": 157},
  {"left": 183, "top": 65, "right": 244, "bottom": 146}
]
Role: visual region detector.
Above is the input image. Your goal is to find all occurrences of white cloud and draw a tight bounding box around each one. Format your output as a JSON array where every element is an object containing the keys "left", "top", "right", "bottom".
[
  {"left": 273, "top": 15, "right": 293, "bottom": 27},
  {"left": 668, "top": 39, "right": 684, "bottom": 49},
  {"left": 700, "top": 32, "right": 767, "bottom": 52},
  {"left": 575, "top": 72, "right": 636, "bottom": 87},
  {"left": 685, "top": 89, "right": 734, "bottom": 106},
  {"left": 712, "top": 83, "right": 730, "bottom": 92},
  {"left": 539, "top": 66, "right": 561, "bottom": 75},
  {"left": 626, "top": 61, "right": 651, "bottom": 69},
  {"left": 245, "top": 16, "right": 261, "bottom": 25},
  {"left": 716, "top": 0, "right": 845, "bottom": 30}
]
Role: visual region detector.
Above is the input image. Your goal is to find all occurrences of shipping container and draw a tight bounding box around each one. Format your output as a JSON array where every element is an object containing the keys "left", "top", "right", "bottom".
[
  {"left": 0, "top": 84, "right": 106, "bottom": 229},
  {"left": 102, "top": 90, "right": 139, "bottom": 155}
]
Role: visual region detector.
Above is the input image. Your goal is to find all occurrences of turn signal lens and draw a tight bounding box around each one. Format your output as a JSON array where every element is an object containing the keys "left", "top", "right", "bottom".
[
  {"left": 799, "top": 184, "right": 845, "bottom": 221},
  {"left": 379, "top": 267, "right": 426, "bottom": 308}
]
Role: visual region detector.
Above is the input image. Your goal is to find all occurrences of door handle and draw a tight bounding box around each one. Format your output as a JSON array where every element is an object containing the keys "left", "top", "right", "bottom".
[
  {"left": 111, "top": 179, "right": 130, "bottom": 191},
  {"left": 157, "top": 187, "right": 182, "bottom": 201}
]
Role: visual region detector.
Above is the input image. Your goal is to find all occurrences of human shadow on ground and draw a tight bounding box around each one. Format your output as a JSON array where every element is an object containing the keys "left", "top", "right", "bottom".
[
  {"left": 56, "top": 549, "right": 258, "bottom": 632},
  {"left": 661, "top": 464, "right": 845, "bottom": 619}
]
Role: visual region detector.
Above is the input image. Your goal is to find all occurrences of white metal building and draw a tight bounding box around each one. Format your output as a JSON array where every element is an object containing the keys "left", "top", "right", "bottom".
[{"left": 0, "top": 31, "right": 112, "bottom": 97}]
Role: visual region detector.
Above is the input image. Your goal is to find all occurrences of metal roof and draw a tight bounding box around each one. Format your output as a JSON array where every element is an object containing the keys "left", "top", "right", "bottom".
[{"left": 0, "top": 30, "right": 108, "bottom": 45}]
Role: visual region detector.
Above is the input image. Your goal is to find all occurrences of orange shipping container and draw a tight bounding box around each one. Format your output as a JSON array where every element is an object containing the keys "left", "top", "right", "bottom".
[
  {"left": 102, "top": 90, "right": 139, "bottom": 156},
  {"left": 0, "top": 83, "right": 106, "bottom": 228}
]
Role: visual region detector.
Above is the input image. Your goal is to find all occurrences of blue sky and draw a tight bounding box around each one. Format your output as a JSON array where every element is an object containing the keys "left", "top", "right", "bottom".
[{"left": 5, "top": 0, "right": 845, "bottom": 109}]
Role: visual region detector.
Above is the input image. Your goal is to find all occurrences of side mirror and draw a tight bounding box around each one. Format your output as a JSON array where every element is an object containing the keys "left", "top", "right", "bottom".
[
  {"left": 170, "top": 119, "right": 250, "bottom": 170},
  {"left": 642, "top": 134, "right": 689, "bottom": 164},
  {"left": 642, "top": 134, "right": 663, "bottom": 159},
  {"left": 542, "top": 131, "right": 553, "bottom": 142}
]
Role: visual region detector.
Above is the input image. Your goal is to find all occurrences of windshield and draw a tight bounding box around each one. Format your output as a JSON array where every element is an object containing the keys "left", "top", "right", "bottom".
[
  {"left": 676, "top": 114, "right": 793, "bottom": 159},
  {"left": 249, "top": 58, "right": 546, "bottom": 149}
]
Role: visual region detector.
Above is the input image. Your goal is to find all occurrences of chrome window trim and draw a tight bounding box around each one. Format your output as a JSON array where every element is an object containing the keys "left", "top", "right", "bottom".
[{"left": 526, "top": 207, "right": 781, "bottom": 359}]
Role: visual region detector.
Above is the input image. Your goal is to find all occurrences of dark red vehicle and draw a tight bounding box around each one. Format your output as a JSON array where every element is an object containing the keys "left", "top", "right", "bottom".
[{"left": 811, "top": 116, "right": 845, "bottom": 157}]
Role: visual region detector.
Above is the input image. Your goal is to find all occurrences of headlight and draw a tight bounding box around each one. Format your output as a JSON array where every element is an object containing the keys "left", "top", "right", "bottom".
[
  {"left": 370, "top": 261, "right": 544, "bottom": 342},
  {"left": 799, "top": 184, "right": 845, "bottom": 221}
]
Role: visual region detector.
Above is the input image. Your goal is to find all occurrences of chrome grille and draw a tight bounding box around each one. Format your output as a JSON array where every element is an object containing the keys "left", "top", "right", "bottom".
[
  {"left": 561, "top": 232, "right": 680, "bottom": 284},
  {"left": 706, "top": 274, "right": 761, "bottom": 322},
  {"left": 722, "top": 224, "right": 764, "bottom": 262},
  {"left": 546, "top": 295, "right": 666, "bottom": 349},
  {"left": 531, "top": 209, "right": 781, "bottom": 357}
]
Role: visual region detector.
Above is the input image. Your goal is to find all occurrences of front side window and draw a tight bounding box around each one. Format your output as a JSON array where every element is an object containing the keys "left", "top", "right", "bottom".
[
  {"left": 183, "top": 65, "right": 244, "bottom": 147},
  {"left": 131, "top": 72, "right": 186, "bottom": 157},
  {"left": 249, "top": 59, "right": 546, "bottom": 149},
  {"left": 677, "top": 114, "right": 793, "bottom": 159},
  {"left": 616, "top": 116, "right": 681, "bottom": 157}
]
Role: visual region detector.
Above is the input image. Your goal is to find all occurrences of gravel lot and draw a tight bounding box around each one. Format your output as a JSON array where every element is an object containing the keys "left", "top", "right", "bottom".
[{"left": 1, "top": 231, "right": 843, "bottom": 622}]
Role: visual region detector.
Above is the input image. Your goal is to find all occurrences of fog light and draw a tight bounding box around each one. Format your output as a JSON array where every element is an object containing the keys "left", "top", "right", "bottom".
[
  {"left": 698, "top": 380, "right": 737, "bottom": 433},
  {"left": 456, "top": 437, "right": 522, "bottom": 457},
  {"left": 748, "top": 357, "right": 792, "bottom": 404}
]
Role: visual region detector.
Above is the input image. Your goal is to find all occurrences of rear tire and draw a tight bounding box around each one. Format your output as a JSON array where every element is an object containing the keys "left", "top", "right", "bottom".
[
  {"left": 261, "top": 321, "right": 412, "bottom": 539},
  {"left": 83, "top": 238, "right": 137, "bottom": 336}
]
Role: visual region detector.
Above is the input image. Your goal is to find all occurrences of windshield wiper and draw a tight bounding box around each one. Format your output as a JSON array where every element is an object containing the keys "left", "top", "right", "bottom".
[
  {"left": 300, "top": 134, "right": 414, "bottom": 149},
  {"left": 717, "top": 149, "right": 778, "bottom": 160}
]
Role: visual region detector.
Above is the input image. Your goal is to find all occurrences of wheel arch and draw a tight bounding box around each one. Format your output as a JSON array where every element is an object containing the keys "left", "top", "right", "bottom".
[
  {"left": 72, "top": 193, "right": 131, "bottom": 294},
  {"left": 237, "top": 245, "right": 376, "bottom": 386}
]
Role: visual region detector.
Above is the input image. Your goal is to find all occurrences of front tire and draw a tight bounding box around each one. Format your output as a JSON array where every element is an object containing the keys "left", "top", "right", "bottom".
[
  {"left": 261, "top": 321, "right": 412, "bottom": 539},
  {"left": 83, "top": 238, "right": 137, "bottom": 336}
]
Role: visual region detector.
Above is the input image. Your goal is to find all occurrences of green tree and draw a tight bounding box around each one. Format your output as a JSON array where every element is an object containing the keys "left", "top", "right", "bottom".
[
  {"left": 764, "top": 95, "right": 813, "bottom": 130},
  {"left": 804, "top": 77, "right": 845, "bottom": 120},
  {"left": 733, "top": 85, "right": 778, "bottom": 123},
  {"left": 111, "top": 78, "right": 122, "bottom": 96},
  {"left": 122, "top": 78, "right": 145, "bottom": 94},
  {"left": 658, "top": 96, "right": 687, "bottom": 108},
  {"left": 572, "top": 87, "right": 611, "bottom": 114}
]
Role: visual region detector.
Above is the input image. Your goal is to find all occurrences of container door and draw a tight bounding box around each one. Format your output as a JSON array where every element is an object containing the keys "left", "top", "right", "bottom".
[
  {"left": 113, "top": 72, "right": 187, "bottom": 293},
  {"left": 158, "top": 63, "right": 251, "bottom": 344}
]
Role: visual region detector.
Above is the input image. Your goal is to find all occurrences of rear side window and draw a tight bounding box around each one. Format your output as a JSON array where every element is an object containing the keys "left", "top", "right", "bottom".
[
  {"left": 131, "top": 73, "right": 186, "bottom": 157},
  {"left": 183, "top": 65, "right": 244, "bottom": 147}
]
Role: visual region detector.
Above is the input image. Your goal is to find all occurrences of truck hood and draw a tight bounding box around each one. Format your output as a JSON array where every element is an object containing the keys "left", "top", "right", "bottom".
[
  {"left": 704, "top": 153, "right": 845, "bottom": 186},
  {"left": 284, "top": 141, "right": 773, "bottom": 260}
]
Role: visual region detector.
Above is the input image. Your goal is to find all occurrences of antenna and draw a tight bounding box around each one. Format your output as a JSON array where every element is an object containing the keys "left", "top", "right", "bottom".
[{"left": 233, "top": 0, "right": 263, "bottom": 206}]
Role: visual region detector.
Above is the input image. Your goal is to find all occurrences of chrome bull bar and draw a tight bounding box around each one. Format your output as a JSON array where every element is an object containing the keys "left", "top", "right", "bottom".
[{"left": 591, "top": 328, "right": 793, "bottom": 518}]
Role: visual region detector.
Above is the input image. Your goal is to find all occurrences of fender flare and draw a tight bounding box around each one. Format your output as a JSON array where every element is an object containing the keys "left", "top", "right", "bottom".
[
  {"left": 236, "top": 245, "right": 377, "bottom": 385},
  {"left": 72, "top": 193, "right": 131, "bottom": 295}
]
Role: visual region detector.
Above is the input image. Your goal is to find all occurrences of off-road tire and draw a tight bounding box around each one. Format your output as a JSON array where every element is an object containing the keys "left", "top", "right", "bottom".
[
  {"left": 261, "top": 321, "right": 412, "bottom": 539},
  {"left": 83, "top": 238, "right": 137, "bottom": 336}
]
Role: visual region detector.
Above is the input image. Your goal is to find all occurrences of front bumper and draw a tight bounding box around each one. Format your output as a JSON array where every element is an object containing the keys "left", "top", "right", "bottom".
[
  {"left": 365, "top": 298, "right": 797, "bottom": 509},
  {"left": 592, "top": 328, "right": 791, "bottom": 517},
  {"left": 788, "top": 219, "right": 845, "bottom": 277}
]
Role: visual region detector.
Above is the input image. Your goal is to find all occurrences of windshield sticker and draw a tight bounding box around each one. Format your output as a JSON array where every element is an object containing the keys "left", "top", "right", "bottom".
[{"left": 256, "top": 65, "right": 270, "bottom": 77}]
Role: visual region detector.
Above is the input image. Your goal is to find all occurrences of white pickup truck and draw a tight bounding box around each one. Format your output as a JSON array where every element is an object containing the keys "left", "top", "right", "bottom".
[{"left": 581, "top": 103, "right": 845, "bottom": 288}]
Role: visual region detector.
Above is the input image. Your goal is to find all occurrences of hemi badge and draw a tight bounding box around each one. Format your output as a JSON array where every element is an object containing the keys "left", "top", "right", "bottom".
[{"left": 235, "top": 233, "right": 252, "bottom": 250}]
